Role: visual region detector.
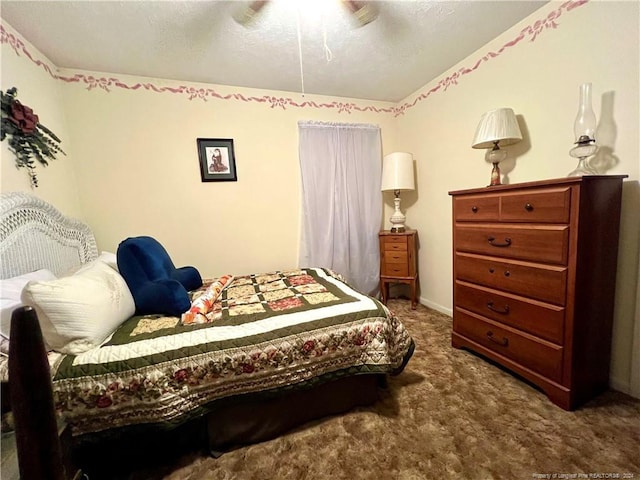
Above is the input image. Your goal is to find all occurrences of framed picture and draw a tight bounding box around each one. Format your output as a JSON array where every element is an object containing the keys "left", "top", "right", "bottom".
[{"left": 197, "top": 138, "right": 237, "bottom": 182}]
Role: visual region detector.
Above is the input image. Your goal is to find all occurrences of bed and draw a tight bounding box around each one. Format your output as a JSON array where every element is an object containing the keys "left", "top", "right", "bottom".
[{"left": 0, "top": 191, "right": 414, "bottom": 472}]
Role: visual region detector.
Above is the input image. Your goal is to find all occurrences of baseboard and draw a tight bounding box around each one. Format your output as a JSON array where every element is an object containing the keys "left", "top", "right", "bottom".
[
  {"left": 609, "top": 376, "right": 636, "bottom": 398},
  {"left": 418, "top": 297, "right": 452, "bottom": 317}
]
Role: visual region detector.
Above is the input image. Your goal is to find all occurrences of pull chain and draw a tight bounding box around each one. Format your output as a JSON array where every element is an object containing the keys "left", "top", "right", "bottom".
[
  {"left": 295, "top": 7, "right": 305, "bottom": 97},
  {"left": 323, "top": 18, "right": 333, "bottom": 62}
]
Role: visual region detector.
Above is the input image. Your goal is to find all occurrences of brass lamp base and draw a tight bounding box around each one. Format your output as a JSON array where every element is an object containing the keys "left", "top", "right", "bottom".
[
  {"left": 489, "top": 162, "right": 501, "bottom": 186},
  {"left": 487, "top": 142, "right": 506, "bottom": 187}
]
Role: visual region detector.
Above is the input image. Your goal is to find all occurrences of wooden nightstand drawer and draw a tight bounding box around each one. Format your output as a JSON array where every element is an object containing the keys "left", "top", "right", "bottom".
[
  {"left": 382, "top": 263, "right": 409, "bottom": 277},
  {"left": 383, "top": 235, "right": 407, "bottom": 247},
  {"left": 384, "top": 242, "right": 407, "bottom": 252},
  {"left": 454, "top": 308, "right": 563, "bottom": 383},
  {"left": 454, "top": 195, "right": 499, "bottom": 222},
  {"left": 500, "top": 187, "right": 571, "bottom": 223},
  {"left": 455, "top": 281, "right": 565, "bottom": 344},
  {"left": 455, "top": 253, "right": 567, "bottom": 305},
  {"left": 384, "top": 251, "right": 407, "bottom": 264},
  {"left": 455, "top": 224, "right": 569, "bottom": 265}
]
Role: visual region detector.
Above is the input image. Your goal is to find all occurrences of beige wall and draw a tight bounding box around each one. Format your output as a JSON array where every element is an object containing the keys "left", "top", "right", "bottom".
[
  {"left": 395, "top": 1, "right": 639, "bottom": 395},
  {"left": 1, "top": 0, "right": 638, "bottom": 396},
  {"left": 58, "top": 73, "right": 398, "bottom": 278},
  {"left": 0, "top": 23, "right": 81, "bottom": 217}
]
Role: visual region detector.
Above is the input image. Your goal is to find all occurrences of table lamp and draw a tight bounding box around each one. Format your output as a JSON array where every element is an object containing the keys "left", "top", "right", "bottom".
[
  {"left": 472, "top": 108, "right": 522, "bottom": 186},
  {"left": 381, "top": 152, "right": 415, "bottom": 232}
]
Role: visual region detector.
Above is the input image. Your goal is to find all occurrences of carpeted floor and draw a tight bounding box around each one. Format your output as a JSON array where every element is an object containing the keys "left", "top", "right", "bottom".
[{"left": 106, "top": 300, "right": 640, "bottom": 479}]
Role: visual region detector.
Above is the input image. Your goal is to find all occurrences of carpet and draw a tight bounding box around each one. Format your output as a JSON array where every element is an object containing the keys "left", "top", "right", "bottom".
[{"left": 105, "top": 300, "right": 640, "bottom": 479}]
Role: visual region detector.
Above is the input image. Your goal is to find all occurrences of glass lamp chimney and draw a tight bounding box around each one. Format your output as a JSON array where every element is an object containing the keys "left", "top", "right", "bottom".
[{"left": 574, "top": 83, "right": 597, "bottom": 144}]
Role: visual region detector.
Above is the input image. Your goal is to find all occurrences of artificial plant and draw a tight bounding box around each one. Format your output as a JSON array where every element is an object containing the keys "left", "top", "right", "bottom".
[{"left": 1, "top": 87, "right": 65, "bottom": 187}]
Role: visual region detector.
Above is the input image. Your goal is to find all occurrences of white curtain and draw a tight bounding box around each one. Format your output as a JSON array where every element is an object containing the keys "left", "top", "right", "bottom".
[{"left": 298, "top": 121, "right": 382, "bottom": 295}]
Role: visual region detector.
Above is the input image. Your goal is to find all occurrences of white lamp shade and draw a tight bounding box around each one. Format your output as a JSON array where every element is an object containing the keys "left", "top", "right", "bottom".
[
  {"left": 381, "top": 152, "right": 415, "bottom": 192},
  {"left": 471, "top": 108, "right": 523, "bottom": 149}
]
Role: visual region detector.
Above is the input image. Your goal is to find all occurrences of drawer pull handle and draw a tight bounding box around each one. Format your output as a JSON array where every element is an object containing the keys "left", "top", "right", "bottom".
[
  {"left": 487, "top": 302, "right": 510, "bottom": 314},
  {"left": 487, "top": 236, "right": 512, "bottom": 247},
  {"left": 524, "top": 203, "right": 534, "bottom": 211},
  {"left": 489, "top": 267, "right": 495, "bottom": 273},
  {"left": 471, "top": 206, "right": 478, "bottom": 213},
  {"left": 487, "top": 331, "right": 509, "bottom": 346},
  {"left": 504, "top": 270, "right": 511, "bottom": 277}
]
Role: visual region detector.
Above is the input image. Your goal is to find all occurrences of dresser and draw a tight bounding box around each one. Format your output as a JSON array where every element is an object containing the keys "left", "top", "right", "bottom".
[
  {"left": 379, "top": 230, "right": 418, "bottom": 309},
  {"left": 449, "top": 176, "right": 626, "bottom": 410}
]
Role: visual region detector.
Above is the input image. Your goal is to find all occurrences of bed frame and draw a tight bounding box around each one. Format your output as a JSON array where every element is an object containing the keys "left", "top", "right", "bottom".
[{"left": 1, "top": 192, "right": 383, "bottom": 475}]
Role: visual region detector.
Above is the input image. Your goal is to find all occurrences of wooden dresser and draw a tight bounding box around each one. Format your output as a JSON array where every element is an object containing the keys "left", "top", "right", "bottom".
[
  {"left": 379, "top": 230, "right": 418, "bottom": 309},
  {"left": 449, "top": 176, "right": 626, "bottom": 410}
]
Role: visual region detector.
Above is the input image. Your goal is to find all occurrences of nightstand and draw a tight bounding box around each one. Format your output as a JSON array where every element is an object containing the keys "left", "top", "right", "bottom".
[{"left": 379, "top": 230, "right": 418, "bottom": 309}]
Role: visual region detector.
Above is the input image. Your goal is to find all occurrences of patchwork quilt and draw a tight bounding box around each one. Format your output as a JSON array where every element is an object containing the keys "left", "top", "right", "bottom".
[{"left": 50, "top": 268, "right": 414, "bottom": 436}]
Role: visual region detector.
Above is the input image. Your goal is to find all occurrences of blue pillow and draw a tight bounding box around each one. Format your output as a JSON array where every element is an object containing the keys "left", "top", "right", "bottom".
[{"left": 117, "top": 236, "right": 202, "bottom": 316}]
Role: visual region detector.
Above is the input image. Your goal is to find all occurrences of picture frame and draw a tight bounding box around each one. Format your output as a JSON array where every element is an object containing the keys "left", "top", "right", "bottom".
[{"left": 197, "top": 138, "right": 237, "bottom": 182}]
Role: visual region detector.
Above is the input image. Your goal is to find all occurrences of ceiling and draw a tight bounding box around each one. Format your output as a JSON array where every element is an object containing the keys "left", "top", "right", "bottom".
[{"left": 1, "top": 1, "right": 547, "bottom": 102}]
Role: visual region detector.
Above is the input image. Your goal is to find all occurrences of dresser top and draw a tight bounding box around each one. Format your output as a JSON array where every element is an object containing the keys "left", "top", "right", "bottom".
[{"left": 448, "top": 175, "right": 628, "bottom": 196}]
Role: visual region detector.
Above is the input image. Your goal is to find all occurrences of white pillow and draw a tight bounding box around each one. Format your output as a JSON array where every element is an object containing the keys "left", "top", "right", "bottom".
[
  {"left": 60, "top": 252, "right": 117, "bottom": 277},
  {"left": 1, "top": 269, "right": 57, "bottom": 339},
  {"left": 21, "top": 261, "right": 135, "bottom": 354},
  {"left": 98, "top": 251, "right": 119, "bottom": 272}
]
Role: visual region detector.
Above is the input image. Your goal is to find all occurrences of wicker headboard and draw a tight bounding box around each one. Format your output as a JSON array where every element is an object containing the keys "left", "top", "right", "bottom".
[{"left": 0, "top": 192, "right": 98, "bottom": 279}]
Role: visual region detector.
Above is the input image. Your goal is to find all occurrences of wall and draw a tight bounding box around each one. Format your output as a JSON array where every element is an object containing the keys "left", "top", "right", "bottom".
[
  {"left": 395, "top": 1, "right": 639, "bottom": 395},
  {"left": 58, "top": 72, "right": 398, "bottom": 278},
  {"left": 0, "top": 23, "right": 81, "bottom": 217}
]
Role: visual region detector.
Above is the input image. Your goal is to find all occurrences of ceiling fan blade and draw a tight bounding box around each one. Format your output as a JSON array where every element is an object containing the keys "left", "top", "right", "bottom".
[
  {"left": 342, "top": 1, "right": 379, "bottom": 27},
  {"left": 233, "top": 1, "right": 270, "bottom": 26}
]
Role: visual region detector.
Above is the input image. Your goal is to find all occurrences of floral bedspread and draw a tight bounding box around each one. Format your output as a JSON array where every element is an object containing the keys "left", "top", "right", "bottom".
[{"left": 51, "top": 268, "right": 414, "bottom": 436}]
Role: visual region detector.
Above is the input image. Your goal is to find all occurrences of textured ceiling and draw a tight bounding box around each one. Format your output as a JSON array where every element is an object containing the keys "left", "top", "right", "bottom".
[{"left": 1, "top": 1, "right": 547, "bottom": 102}]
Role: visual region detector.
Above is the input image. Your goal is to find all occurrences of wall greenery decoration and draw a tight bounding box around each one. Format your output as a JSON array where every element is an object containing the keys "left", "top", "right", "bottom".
[{"left": 1, "top": 87, "right": 65, "bottom": 188}]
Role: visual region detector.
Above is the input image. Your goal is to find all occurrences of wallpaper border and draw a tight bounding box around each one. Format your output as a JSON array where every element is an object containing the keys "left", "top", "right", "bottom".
[{"left": 1, "top": 0, "right": 587, "bottom": 117}]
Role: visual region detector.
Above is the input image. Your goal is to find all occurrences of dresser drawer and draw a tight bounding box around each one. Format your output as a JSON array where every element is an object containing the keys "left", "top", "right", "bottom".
[
  {"left": 454, "top": 195, "right": 499, "bottom": 222},
  {"left": 500, "top": 187, "right": 571, "bottom": 223},
  {"left": 454, "top": 308, "right": 563, "bottom": 382},
  {"left": 455, "top": 281, "right": 565, "bottom": 344},
  {"left": 455, "top": 253, "right": 567, "bottom": 305},
  {"left": 455, "top": 224, "right": 569, "bottom": 265}
]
